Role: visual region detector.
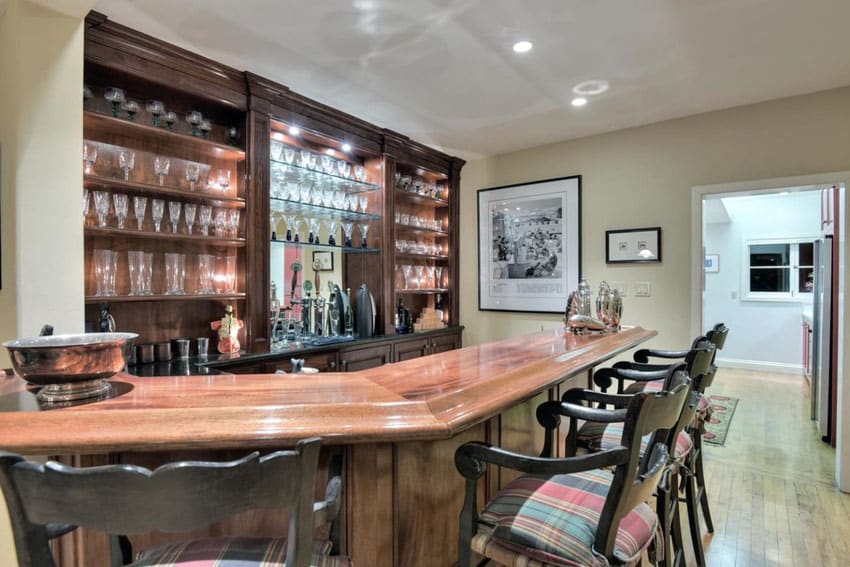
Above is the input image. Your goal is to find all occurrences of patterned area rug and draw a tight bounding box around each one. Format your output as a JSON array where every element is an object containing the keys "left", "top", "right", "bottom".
[{"left": 703, "top": 395, "right": 739, "bottom": 446}]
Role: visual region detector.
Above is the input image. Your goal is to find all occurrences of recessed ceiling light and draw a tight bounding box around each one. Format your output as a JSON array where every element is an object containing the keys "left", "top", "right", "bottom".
[
  {"left": 512, "top": 40, "right": 533, "bottom": 53},
  {"left": 341, "top": 143, "right": 352, "bottom": 153},
  {"left": 289, "top": 125, "right": 301, "bottom": 136},
  {"left": 325, "top": 148, "right": 335, "bottom": 155},
  {"left": 272, "top": 132, "right": 285, "bottom": 141},
  {"left": 572, "top": 80, "right": 609, "bottom": 96},
  {"left": 571, "top": 97, "right": 588, "bottom": 107}
]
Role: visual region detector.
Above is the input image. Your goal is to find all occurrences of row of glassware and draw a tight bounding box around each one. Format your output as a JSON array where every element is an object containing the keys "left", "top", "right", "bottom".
[
  {"left": 270, "top": 212, "right": 372, "bottom": 247},
  {"left": 396, "top": 264, "right": 446, "bottom": 290},
  {"left": 395, "top": 173, "right": 447, "bottom": 201},
  {"left": 271, "top": 176, "right": 370, "bottom": 213},
  {"left": 88, "top": 86, "right": 240, "bottom": 143},
  {"left": 270, "top": 141, "right": 370, "bottom": 183},
  {"left": 83, "top": 190, "right": 240, "bottom": 238},
  {"left": 396, "top": 240, "right": 445, "bottom": 257},
  {"left": 91, "top": 249, "right": 237, "bottom": 297},
  {"left": 395, "top": 212, "right": 446, "bottom": 232},
  {"left": 83, "top": 142, "right": 233, "bottom": 194}
]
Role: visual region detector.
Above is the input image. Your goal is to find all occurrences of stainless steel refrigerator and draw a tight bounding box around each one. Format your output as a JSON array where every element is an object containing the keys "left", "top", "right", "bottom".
[{"left": 811, "top": 236, "right": 833, "bottom": 442}]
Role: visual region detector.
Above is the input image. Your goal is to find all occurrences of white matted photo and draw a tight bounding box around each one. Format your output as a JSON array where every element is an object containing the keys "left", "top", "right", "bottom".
[
  {"left": 605, "top": 227, "right": 662, "bottom": 263},
  {"left": 478, "top": 176, "right": 581, "bottom": 313},
  {"left": 704, "top": 253, "right": 719, "bottom": 273}
]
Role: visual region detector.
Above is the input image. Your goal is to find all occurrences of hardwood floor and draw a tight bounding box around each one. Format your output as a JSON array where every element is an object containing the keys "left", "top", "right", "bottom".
[{"left": 695, "top": 368, "right": 849, "bottom": 566}]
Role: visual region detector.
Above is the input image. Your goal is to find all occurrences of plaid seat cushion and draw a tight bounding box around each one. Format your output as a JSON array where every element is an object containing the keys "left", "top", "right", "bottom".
[
  {"left": 624, "top": 381, "right": 713, "bottom": 421},
  {"left": 133, "top": 537, "right": 351, "bottom": 567},
  {"left": 578, "top": 421, "right": 692, "bottom": 460},
  {"left": 475, "top": 469, "right": 657, "bottom": 566}
]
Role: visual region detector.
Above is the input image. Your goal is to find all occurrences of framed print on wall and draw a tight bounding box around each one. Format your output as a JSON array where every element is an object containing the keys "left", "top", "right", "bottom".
[
  {"left": 478, "top": 175, "right": 581, "bottom": 313},
  {"left": 605, "top": 227, "right": 662, "bottom": 263},
  {"left": 312, "top": 250, "right": 334, "bottom": 272},
  {"left": 704, "top": 253, "right": 719, "bottom": 272}
]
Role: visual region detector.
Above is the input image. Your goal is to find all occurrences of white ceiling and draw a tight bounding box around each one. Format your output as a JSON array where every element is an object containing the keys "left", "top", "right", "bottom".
[{"left": 93, "top": 0, "right": 850, "bottom": 158}]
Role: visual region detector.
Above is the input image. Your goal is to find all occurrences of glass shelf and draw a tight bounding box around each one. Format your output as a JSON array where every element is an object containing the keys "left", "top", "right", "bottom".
[
  {"left": 395, "top": 253, "right": 449, "bottom": 262},
  {"left": 85, "top": 174, "right": 245, "bottom": 209},
  {"left": 395, "top": 189, "right": 449, "bottom": 208},
  {"left": 395, "top": 224, "right": 450, "bottom": 237},
  {"left": 85, "top": 293, "right": 246, "bottom": 304},
  {"left": 270, "top": 239, "right": 380, "bottom": 254},
  {"left": 270, "top": 158, "right": 380, "bottom": 193},
  {"left": 395, "top": 289, "right": 449, "bottom": 295},
  {"left": 85, "top": 226, "right": 246, "bottom": 246},
  {"left": 270, "top": 196, "right": 381, "bottom": 221}
]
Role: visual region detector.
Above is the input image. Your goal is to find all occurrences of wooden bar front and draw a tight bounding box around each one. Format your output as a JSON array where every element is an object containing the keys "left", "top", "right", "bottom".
[{"left": 0, "top": 327, "right": 655, "bottom": 566}]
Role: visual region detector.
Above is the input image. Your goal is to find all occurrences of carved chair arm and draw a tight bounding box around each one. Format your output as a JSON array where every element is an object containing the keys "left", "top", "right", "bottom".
[{"left": 633, "top": 348, "right": 688, "bottom": 363}]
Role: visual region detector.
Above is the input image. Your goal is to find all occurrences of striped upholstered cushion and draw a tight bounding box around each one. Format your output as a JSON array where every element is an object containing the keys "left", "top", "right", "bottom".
[
  {"left": 474, "top": 469, "right": 657, "bottom": 566},
  {"left": 624, "top": 380, "right": 713, "bottom": 421},
  {"left": 581, "top": 421, "right": 692, "bottom": 460},
  {"left": 133, "top": 537, "right": 351, "bottom": 567}
]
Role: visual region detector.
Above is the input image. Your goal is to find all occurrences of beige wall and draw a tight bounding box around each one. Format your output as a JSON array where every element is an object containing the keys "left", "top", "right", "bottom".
[
  {"left": 459, "top": 86, "right": 850, "bottom": 348},
  {"left": 0, "top": 0, "right": 88, "bottom": 561}
]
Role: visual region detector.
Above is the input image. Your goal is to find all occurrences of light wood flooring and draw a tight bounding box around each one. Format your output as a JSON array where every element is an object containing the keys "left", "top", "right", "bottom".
[{"left": 693, "top": 368, "right": 850, "bottom": 566}]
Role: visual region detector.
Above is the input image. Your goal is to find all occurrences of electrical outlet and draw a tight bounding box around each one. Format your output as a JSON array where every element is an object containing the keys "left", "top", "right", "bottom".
[
  {"left": 610, "top": 280, "right": 627, "bottom": 296},
  {"left": 634, "top": 281, "right": 651, "bottom": 297}
]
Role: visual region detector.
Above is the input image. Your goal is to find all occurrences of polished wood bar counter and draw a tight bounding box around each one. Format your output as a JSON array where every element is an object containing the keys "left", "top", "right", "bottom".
[{"left": 0, "top": 327, "right": 655, "bottom": 567}]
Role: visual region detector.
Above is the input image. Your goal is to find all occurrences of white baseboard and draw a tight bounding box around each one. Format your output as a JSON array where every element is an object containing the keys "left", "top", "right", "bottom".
[{"left": 716, "top": 357, "right": 803, "bottom": 375}]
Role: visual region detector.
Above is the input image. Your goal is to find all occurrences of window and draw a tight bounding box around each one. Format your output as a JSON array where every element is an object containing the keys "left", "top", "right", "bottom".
[{"left": 744, "top": 238, "right": 815, "bottom": 301}]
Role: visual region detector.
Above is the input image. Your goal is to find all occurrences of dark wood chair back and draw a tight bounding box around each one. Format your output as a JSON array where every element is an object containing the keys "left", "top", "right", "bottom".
[
  {"left": 0, "top": 438, "right": 321, "bottom": 567},
  {"left": 707, "top": 323, "right": 729, "bottom": 351}
]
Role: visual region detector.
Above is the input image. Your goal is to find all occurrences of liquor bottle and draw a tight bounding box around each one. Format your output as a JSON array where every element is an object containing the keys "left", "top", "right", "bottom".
[
  {"left": 434, "top": 293, "right": 445, "bottom": 324},
  {"left": 396, "top": 297, "right": 409, "bottom": 334}
]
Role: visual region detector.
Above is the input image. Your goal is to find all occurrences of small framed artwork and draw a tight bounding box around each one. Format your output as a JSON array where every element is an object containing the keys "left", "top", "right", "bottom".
[
  {"left": 704, "top": 254, "right": 719, "bottom": 273},
  {"left": 478, "top": 175, "right": 582, "bottom": 313},
  {"left": 605, "top": 227, "right": 662, "bottom": 263},
  {"left": 312, "top": 250, "right": 334, "bottom": 272}
]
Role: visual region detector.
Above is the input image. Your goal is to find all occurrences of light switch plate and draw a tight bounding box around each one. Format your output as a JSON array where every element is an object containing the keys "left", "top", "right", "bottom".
[
  {"left": 634, "top": 281, "right": 651, "bottom": 297},
  {"left": 610, "top": 280, "right": 627, "bottom": 296}
]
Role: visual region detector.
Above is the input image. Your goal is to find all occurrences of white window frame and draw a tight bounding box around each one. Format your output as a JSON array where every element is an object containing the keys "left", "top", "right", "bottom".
[{"left": 741, "top": 237, "right": 816, "bottom": 302}]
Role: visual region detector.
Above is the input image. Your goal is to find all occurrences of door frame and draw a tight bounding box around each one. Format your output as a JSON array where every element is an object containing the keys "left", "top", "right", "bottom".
[{"left": 691, "top": 171, "right": 849, "bottom": 491}]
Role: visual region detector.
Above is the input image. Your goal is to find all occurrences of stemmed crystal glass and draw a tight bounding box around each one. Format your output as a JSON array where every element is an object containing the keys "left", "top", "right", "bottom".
[
  {"left": 282, "top": 213, "right": 296, "bottom": 241},
  {"left": 121, "top": 99, "right": 140, "bottom": 121},
  {"left": 283, "top": 147, "right": 296, "bottom": 164},
  {"left": 198, "top": 205, "right": 212, "bottom": 236},
  {"left": 402, "top": 265, "right": 414, "bottom": 290},
  {"left": 168, "top": 201, "right": 182, "bottom": 233},
  {"left": 199, "top": 119, "right": 212, "bottom": 139},
  {"left": 298, "top": 181, "right": 312, "bottom": 203},
  {"left": 425, "top": 266, "right": 436, "bottom": 290},
  {"left": 82, "top": 142, "right": 98, "bottom": 175},
  {"left": 184, "top": 203, "right": 197, "bottom": 235},
  {"left": 359, "top": 223, "right": 370, "bottom": 248},
  {"left": 299, "top": 150, "right": 312, "bottom": 169},
  {"left": 354, "top": 165, "right": 367, "bottom": 182},
  {"left": 93, "top": 191, "right": 110, "bottom": 227},
  {"left": 358, "top": 195, "right": 368, "bottom": 213},
  {"left": 164, "top": 253, "right": 186, "bottom": 295},
  {"left": 118, "top": 149, "right": 135, "bottom": 181},
  {"left": 291, "top": 217, "right": 304, "bottom": 242},
  {"left": 83, "top": 84, "right": 93, "bottom": 109},
  {"left": 151, "top": 199, "right": 165, "bottom": 232},
  {"left": 133, "top": 196, "right": 147, "bottom": 230},
  {"left": 82, "top": 189, "right": 90, "bottom": 222},
  {"left": 217, "top": 169, "right": 231, "bottom": 192},
  {"left": 227, "top": 209, "right": 240, "bottom": 238},
  {"left": 197, "top": 254, "right": 215, "bottom": 294},
  {"left": 127, "top": 250, "right": 144, "bottom": 296},
  {"left": 93, "top": 249, "right": 117, "bottom": 296},
  {"left": 146, "top": 100, "right": 165, "bottom": 127},
  {"left": 164, "top": 111, "right": 178, "bottom": 131},
  {"left": 214, "top": 208, "right": 227, "bottom": 237},
  {"left": 186, "top": 111, "right": 203, "bottom": 136},
  {"left": 326, "top": 219, "right": 339, "bottom": 246},
  {"left": 154, "top": 156, "right": 170, "bottom": 186},
  {"left": 141, "top": 252, "right": 154, "bottom": 295},
  {"left": 321, "top": 155, "right": 335, "bottom": 175},
  {"left": 185, "top": 162, "right": 201, "bottom": 191},
  {"left": 112, "top": 193, "right": 129, "bottom": 229},
  {"left": 435, "top": 266, "right": 444, "bottom": 289},
  {"left": 414, "top": 265, "right": 425, "bottom": 289},
  {"left": 308, "top": 217, "right": 321, "bottom": 244},
  {"left": 342, "top": 222, "right": 354, "bottom": 247},
  {"left": 104, "top": 87, "right": 125, "bottom": 117},
  {"left": 337, "top": 161, "right": 351, "bottom": 179}
]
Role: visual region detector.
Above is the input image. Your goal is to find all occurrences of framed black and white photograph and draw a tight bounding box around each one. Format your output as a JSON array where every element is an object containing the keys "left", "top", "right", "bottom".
[
  {"left": 478, "top": 175, "right": 581, "bottom": 313},
  {"left": 605, "top": 227, "right": 662, "bottom": 263},
  {"left": 312, "top": 250, "right": 334, "bottom": 272},
  {"left": 704, "top": 253, "right": 719, "bottom": 273}
]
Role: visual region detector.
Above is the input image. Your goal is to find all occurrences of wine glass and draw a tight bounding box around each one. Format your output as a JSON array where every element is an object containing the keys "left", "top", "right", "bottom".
[
  {"left": 354, "top": 165, "right": 367, "bottom": 182},
  {"left": 151, "top": 199, "right": 165, "bottom": 232},
  {"left": 401, "top": 265, "right": 414, "bottom": 290},
  {"left": 308, "top": 217, "right": 320, "bottom": 244},
  {"left": 184, "top": 203, "right": 197, "bottom": 235},
  {"left": 121, "top": 99, "right": 140, "bottom": 121},
  {"left": 186, "top": 111, "right": 203, "bottom": 136},
  {"left": 435, "top": 267, "right": 444, "bottom": 289},
  {"left": 342, "top": 222, "right": 354, "bottom": 247},
  {"left": 283, "top": 147, "right": 296, "bottom": 164},
  {"left": 358, "top": 195, "right": 368, "bottom": 213},
  {"left": 337, "top": 161, "right": 351, "bottom": 179},
  {"left": 217, "top": 169, "right": 231, "bottom": 191},
  {"left": 164, "top": 111, "right": 178, "bottom": 131},
  {"left": 104, "top": 87, "right": 125, "bottom": 117},
  {"left": 185, "top": 162, "right": 201, "bottom": 191},
  {"left": 83, "top": 84, "right": 93, "bottom": 109},
  {"left": 198, "top": 205, "right": 212, "bottom": 236},
  {"left": 113, "top": 193, "right": 129, "bottom": 229},
  {"left": 425, "top": 266, "right": 436, "bottom": 290},
  {"left": 133, "top": 196, "right": 147, "bottom": 230},
  {"left": 146, "top": 100, "right": 165, "bottom": 126},
  {"left": 168, "top": 201, "right": 182, "bottom": 233},
  {"left": 82, "top": 142, "right": 98, "bottom": 175},
  {"left": 299, "top": 150, "right": 312, "bottom": 168},
  {"left": 227, "top": 209, "right": 240, "bottom": 238},
  {"left": 282, "top": 213, "right": 296, "bottom": 241},
  {"left": 321, "top": 155, "right": 335, "bottom": 175},
  {"left": 199, "top": 119, "right": 212, "bottom": 140},
  {"left": 359, "top": 223, "right": 370, "bottom": 248},
  {"left": 414, "top": 265, "right": 425, "bottom": 289},
  {"left": 154, "top": 156, "right": 170, "bottom": 186},
  {"left": 228, "top": 126, "right": 240, "bottom": 146},
  {"left": 82, "top": 190, "right": 91, "bottom": 222},
  {"left": 118, "top": 149, "right": 135, "bottom": 181},
  {"left": 326, "top": 219, "right": 339, "bottom": 246},
  {"left": 93, "top": 191, "right": 110, "bottom": 227},
  {"left": 214, "top": 208, "right": 227, "bottom": 237}
]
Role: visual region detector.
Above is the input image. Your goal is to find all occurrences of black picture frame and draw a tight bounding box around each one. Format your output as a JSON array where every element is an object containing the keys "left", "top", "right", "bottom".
[
  {"left": 478, "top": 175, "right": 582, "bottom": 313},
  {"left": 312, "top": 250, "right": 334, "bottom": 272},
  {"left": 605, "top": 227, "right": 662, "bottom": 263}
]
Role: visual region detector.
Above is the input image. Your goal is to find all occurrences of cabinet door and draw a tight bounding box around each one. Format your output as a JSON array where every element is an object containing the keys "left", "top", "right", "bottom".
[
  {"left": 339, "top": 344, "right": 392, "bottom": 372},
  {"left": 265, "top": 351, "right": 338, "bottom": 373},
  {"left": 430, "top": 332, "right": 460, "bottom": 354},
  {"left": 225, "top": 362, "right": 270, "bottom": 374},
  {"left": 394, "top": 337, "right": 430, "bottom": 362}
]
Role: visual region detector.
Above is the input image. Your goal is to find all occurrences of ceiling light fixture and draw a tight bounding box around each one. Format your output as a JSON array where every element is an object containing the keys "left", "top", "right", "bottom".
[
  {"left": 512, "top": 40, "right": 533, "bottom": 53},
  {"left": 571, "top": 97, "right": 588, "bottom": 107},
  {"left": 341, "top": 143, "right": 352, "bottom": 153},
  {"left": 289, "top": 125, "right": 301, "bottom": 136},
  {"left": 326, "top": 148, "right": 335, "bottom": 155},
  {"left": 572, "top": 80, "right": 610, "bottom": 96}
]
